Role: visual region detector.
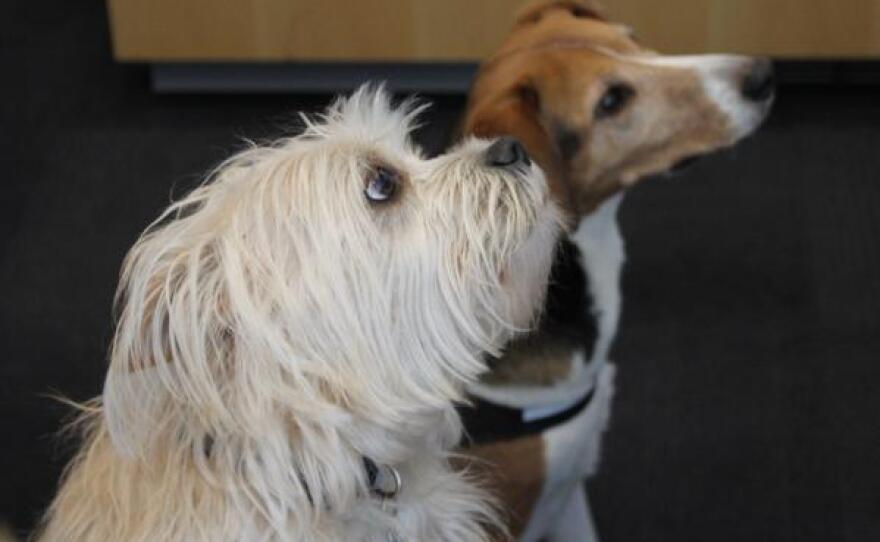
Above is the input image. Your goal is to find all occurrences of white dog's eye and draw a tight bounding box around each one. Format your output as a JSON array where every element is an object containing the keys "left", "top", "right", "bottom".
[{"left": 365, "top": 167, "right": 399, "bottom": 203}]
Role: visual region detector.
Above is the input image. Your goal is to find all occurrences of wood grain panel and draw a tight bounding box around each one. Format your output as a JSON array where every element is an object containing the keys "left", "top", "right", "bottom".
[
  {"left": 706, "top": 0, "right": 880, "bottom": 57},
  {"left": 107, "top": 0, "right": 880, "bottom": 61},
  {"left": 605, "top": 0, "right": 880, "bottom": 57},
  {"left": 604, "top": 0, "right": 712, "bottom": 54},
  {"left": 411, "top": 0, "right": 529, "bottom": 60}
]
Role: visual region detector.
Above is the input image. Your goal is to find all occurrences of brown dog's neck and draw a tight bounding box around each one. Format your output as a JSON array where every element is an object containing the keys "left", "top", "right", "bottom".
[{"left": 574, "top": 180, "right": 623, "bottom": 217}]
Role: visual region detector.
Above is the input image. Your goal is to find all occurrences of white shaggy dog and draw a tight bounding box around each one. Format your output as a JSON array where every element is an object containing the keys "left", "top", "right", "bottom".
[{"left": 37, "top": 86, "right": 561, "bottom": 542}]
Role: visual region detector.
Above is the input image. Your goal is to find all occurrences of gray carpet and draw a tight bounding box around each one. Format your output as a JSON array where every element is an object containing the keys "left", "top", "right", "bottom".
[{"left": 2, "top": 1, "right": 879, "bottom": 540}]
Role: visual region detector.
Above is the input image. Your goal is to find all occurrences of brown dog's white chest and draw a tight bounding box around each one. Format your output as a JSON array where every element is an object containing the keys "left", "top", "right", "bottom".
[{"left": 573, "top": 193, "right": 625, "bottom": 365}]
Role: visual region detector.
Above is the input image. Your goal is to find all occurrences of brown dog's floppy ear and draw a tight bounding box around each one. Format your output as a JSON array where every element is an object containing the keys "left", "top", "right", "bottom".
[
  {"left": 467, "top": 80, "right": 543, "bottom": 157},
  {"left": 516, "top": 0, "right": 606, "bottom": 25},
  {"left": 465, "top": 79, "right": 575, "bottom": 218}
]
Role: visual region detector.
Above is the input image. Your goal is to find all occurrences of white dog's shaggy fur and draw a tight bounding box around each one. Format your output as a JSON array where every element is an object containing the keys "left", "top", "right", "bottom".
[{"left": 38, "top": 86, "right": 561, "bottom": 542}]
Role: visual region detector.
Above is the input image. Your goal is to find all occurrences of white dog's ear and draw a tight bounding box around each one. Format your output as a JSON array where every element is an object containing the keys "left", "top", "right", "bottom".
[
  {"left": 102, "top": 181, "right": 241, "bottom": 458},
  {"left": 103, "top": 358, "right": 171, "bottom": 457}
]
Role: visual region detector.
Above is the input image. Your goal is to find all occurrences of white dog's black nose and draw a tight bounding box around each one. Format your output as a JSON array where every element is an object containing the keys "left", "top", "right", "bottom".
[
  {"left": 742, "top": 58, "right": 776, "bottom": 102},
  {"left": 486, "top": 137, "right": 531, "bottom": 168}
]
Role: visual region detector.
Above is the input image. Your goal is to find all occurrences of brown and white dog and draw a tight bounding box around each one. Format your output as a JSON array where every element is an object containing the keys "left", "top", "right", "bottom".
[{"left": 457, "top": 1, "right": 774, "bottom": 540}]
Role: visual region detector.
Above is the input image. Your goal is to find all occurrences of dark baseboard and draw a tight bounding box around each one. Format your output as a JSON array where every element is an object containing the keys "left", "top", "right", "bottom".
[
  {"left": 149, "top": 60, "right": 880, "bottom": 94},
  {"left": 150, "top": 62, "right": 479, "bottom": 94},
  {"left": 776, "top": 60, "right": 880, "bottom": 85}
]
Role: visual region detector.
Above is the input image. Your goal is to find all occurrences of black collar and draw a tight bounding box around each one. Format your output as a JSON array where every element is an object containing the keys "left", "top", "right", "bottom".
[
  {"left": 457, "top": 385, "right": 595, "bottom": 447},
  {"left": 363, "top": 456, "right": 401, "bottom": 499}
]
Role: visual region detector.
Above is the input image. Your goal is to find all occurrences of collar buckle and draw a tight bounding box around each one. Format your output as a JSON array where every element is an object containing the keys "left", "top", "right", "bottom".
[{"left": 363, "top": 457, "right": 402, "bottom": 500}]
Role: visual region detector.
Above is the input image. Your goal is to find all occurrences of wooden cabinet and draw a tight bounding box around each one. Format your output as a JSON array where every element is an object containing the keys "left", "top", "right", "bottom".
[
  {"left": 107, "top": 0, "right": 527, "bottom": 61},
  {"left": 107, "top": 0, "right": 880, "bottom": 61},
  {"left": 609, "top": 0, "right": 880, "bottom": 58}
]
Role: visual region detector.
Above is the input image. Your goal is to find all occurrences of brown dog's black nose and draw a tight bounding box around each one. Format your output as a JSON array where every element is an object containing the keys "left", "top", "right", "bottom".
[
  {"left": 485, "top": 136, "right": 531, "bottom": 168},
  {"left": 742, "top": 58, "right": 776, "bottom": 102}
]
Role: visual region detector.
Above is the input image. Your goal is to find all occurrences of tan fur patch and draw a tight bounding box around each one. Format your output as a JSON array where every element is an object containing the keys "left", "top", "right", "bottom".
[
  {"left": 484, "top": 336, "right": 578, "bottom": 386},
  {"left": 457, "top": 435, "right": 547, "bottom": 540}
]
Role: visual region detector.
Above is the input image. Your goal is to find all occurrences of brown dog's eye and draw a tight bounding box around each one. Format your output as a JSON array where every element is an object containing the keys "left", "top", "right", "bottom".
[
  {"left": 365, "top": 167, "right": 399, "bottom": 203},
  {"left": 595, "top": 83, "right": 635, "bottom": 119}
]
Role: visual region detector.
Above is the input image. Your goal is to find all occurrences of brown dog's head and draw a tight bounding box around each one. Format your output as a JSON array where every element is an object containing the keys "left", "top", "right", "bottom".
[{"left": 464, "top": 0, "right": 775, "bottom": 219}]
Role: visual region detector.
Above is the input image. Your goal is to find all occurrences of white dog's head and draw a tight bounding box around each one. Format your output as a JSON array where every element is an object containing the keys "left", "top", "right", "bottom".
[{"left": 101, "top": 86, "right": 559, "bottom": 514}]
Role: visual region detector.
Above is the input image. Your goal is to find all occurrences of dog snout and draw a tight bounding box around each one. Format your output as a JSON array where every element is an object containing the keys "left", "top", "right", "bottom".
[
  {"left": 741, "top": 57, "right": 775, "bottom": 102},
  {"left": 485, "top": 137, "right": 531, "bottom": 168}
]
